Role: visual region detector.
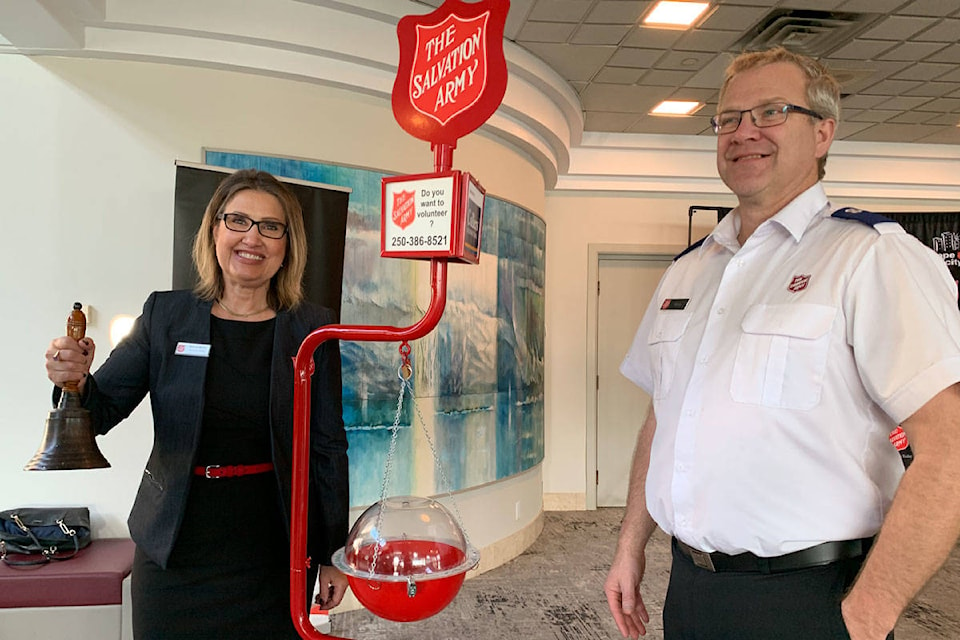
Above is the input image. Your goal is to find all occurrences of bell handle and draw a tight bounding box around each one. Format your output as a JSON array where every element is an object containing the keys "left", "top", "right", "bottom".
[{"left": 62, "top": 302, "right": 86, "bottom": 394}]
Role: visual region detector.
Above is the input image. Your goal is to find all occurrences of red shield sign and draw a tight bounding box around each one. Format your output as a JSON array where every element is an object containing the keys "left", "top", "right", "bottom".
[
  {"left": 411, "top": 13, "right": 488, "bottom": 126},
  {"left": 392, "top": 190, "right": 416, "bottom": 230},
  {"left": 393, "top": 0, "right": 509, "bottom": 146}
]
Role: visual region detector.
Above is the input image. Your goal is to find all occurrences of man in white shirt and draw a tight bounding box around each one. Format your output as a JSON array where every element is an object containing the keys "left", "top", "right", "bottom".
[{"left": 604, "top": 46, "right": 960, "bottom": 640}]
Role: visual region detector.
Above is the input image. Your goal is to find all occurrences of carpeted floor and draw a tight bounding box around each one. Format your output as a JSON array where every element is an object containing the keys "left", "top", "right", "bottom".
[{"left": 331, "top": 508, "right": 960, "bottom": 639}]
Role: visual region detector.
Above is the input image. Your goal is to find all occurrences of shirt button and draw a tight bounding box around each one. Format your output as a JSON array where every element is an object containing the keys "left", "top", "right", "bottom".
[{"left": 717, "top": 308, "right": 726, "bottom": 315}]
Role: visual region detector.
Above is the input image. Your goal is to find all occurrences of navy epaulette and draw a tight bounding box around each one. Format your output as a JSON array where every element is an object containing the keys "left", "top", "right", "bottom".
[
  {"left": 831, "top": 207, "right": 897, "bottom": 227},
  {"left": 674, "top": 236, "right": 706, "bottom": 261}
]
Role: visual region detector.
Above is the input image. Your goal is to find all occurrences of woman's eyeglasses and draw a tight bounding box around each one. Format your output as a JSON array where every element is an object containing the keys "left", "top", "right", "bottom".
[{"left": 216, "top": 212, "right": 288, "bottom": 239}]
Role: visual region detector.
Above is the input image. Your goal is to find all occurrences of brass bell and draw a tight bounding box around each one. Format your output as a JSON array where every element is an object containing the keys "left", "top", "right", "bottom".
[{"left": 25, "top": 302, "right": 110, "bottom": 471}]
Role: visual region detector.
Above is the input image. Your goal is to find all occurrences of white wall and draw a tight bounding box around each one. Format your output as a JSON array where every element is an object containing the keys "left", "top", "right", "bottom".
[{"left": 0, "top": 54, "right": 545, "bottom": 540}]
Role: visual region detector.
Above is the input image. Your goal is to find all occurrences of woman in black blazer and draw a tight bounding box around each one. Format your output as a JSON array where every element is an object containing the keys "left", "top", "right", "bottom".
[{"left": 45, "top": 169, "right": 349, "bottom": 639}]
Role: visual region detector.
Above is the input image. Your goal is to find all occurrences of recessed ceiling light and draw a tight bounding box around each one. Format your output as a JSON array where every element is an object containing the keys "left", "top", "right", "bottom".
[
  {"left": 651, "top": 100, "right": 703, "bottom": 116},
  {"left": 644, "top": 1, "right": 710, "bottom": 27}
]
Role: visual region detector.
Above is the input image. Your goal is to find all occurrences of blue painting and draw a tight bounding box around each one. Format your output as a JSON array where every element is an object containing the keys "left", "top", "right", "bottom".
[{"left": 205, "top": 151, "right": 545, "bottom": 506}]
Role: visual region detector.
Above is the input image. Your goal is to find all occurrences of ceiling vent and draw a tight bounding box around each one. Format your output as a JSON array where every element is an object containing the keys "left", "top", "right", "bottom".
[{"left": 732, "top": 9, "right": 881, "bottom": 58}]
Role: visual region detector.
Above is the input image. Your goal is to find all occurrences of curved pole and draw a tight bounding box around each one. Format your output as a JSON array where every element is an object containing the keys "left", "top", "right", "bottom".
[{"left": 290, "top": 259, "right": 448, "bottom": 639}]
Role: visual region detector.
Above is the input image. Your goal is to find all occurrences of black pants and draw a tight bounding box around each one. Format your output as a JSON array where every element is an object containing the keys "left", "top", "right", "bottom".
[{"left": 664, "top": 539, "right": 895, "bottom": 640}]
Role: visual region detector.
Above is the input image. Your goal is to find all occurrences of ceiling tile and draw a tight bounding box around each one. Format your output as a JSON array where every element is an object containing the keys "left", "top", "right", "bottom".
[
  {"left": 528, "top": 0, "right": 594, "bottom": 23},
  {"left": 912, "top": 18, "right": 960, "bottom": 42},
  {"left": 834, "top": 60, "right": 912, "bottom": 93},
  {"left": 913, "top": 126, "right": 960, "bottom": 144},
  {"left": 903, "top": 81, "right": 960, "bottom": 97},
  {"left": 585, "top": 1, "right": 650, "bottom": 24},
  {"left": 873, "top": 95, "right": 934, "bottom": 110},
  {"left": 503, "top": 0, "right": 538, "bottom": 39},
  {"left": 861, "top": 78, "right": 924, "bottom": 95},
  {"left": 921, "top": 113, "right": 960, "bottom": 126},
  {"left": 841, "top": 94, "right": 888, "bottom": 109},
  {"left": 622, "top": 26, "right": 684, "bottom": 48},
  {"left": 834, "top": 120, "right": 880, "bottom": 139},
  {"left": 594, "top": 66, "right": 646, "bottom": 84},
  {"left": 608, "top": 46, "right": 663, "bottom": 68},
  {"left": 887, "top": 111, "right": 939, "bottom": 124},
  {"left": 699, "top": 5, "right": 769, "bottom": 32},
  {"left": 684, "top": 53, "right": 732, "bottom": 90},
  {"left": 916, "top": 97, "right": 960, "bottom": 112},
  {"left": 655, "top": 50, "right": 714, "bottom": 71},
  {"left": 626, "top": 115, "right": 714, "bottom": 135},
  {"left": 891, "top": 62, "right": 955, "bottom": 81},
  {"left": 856, "top": 15, "right": 939, "bottom": 40},
  {"left": 583, "top": 111, "right": 643, "bottom": 132},
  {"left": 827, "top": 39, "right": 897, "bottom": 60},
  {"left": 580, "top": 82, "right": 672, "bottom": 112},
  {"left": 572, "top": 23, "right": 633, "bottom": 45},
  {"left": 786, "top": 0, "right": 847, "bottom": 9},
  {"left": 898, "top": 0, "right": 960, "bottom": 17},
  {"left": 672, "top": 29, "right": 741, "bottom": 53},
  {"left": 928, "top": 43, "right": 960, "bottom": 63},
  {"left": 718, "top": 0, "right": 784, "bottom": 6},
  {"left": 876, "top": 41, "right": 947, "bottom": 61},
  {"left": 845, "top": 109, "right": 900, "bottom": 123},
  {"left": 521, "top": 42, "right": 616, "bottom": 81},
  {"left": 640, "top": 69, "right": 696, "bottom": 86},
  {"left": 846, "top": 123, "right": 942, "bottom": 142},
  {"left": 668, "top": 87, "right": 719, "bottom": 103},
  {"left": 838, "top": 0, "right": 917, "bottom": 12},
  {"left": 933, "top": 68, "right": 960, "bottom": 83},
  {"left": 516, "top": 21, "right": 578, "bottom": 43}
]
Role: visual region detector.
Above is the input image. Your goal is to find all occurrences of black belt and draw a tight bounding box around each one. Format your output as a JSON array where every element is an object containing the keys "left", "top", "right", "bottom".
[{"left": 673, "top": 537, "right": 874, "bottom": 574}]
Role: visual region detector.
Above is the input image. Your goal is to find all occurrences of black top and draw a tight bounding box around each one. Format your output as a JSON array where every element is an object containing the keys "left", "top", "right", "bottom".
[{"left": 169, "top": 317, "right": 284, "bottom": 568}]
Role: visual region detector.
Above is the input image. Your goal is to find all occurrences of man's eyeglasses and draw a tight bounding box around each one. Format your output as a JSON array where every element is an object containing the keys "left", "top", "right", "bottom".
[
  {"left": 216, "top": 212, "right": 288, "bottom": 239},
  {"left": 710, "top": 102, "right": 824, "bottom": 135}
]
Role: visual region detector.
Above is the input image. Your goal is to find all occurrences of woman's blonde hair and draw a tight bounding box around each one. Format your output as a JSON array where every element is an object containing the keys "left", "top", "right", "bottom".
[{"left": 192, "top": 169, "right": 307, "bottom": 310}]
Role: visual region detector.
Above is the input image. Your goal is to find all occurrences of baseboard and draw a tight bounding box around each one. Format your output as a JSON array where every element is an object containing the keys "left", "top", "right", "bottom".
[{"left": 543, "top": 492, "right": 586, "bottom": 511}]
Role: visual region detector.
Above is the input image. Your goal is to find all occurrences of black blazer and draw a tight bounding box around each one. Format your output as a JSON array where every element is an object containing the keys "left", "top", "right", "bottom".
[{"left": 75, "top": 290, "right": 348, "bottom": 570}]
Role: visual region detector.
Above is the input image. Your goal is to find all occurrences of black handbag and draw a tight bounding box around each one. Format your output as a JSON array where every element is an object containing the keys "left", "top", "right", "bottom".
[{"left": 0, "top": 507, "right": 92, "bottom": 566}]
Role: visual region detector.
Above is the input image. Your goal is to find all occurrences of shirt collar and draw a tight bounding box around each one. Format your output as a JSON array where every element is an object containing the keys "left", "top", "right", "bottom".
[{"left": 702, "top": 182, "right": 830, "bottom": 254}]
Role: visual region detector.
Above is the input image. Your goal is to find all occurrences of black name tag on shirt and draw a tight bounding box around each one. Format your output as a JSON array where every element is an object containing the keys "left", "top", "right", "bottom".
[{"left": 660, "top": 298, "right": 689, "bottom": 310}]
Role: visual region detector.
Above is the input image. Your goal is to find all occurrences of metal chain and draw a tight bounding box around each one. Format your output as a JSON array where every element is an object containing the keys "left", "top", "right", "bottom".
[
  {"left": 368, "top": 362, "right": 408, "bottom": 579},
  {"left": 402, "top": 374, "right": 473, "bottom": 551},
  {"left": 368, "top": 341, "right": 474, "bottom": 577}
]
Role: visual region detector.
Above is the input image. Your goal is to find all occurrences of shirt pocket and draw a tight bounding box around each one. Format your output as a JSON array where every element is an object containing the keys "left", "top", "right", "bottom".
[
  {"left": 731, "top": 303, "right": 836, "bottom": 410},
  {"left": 647, "top": 311, "right": 692, "bottom": 400}
]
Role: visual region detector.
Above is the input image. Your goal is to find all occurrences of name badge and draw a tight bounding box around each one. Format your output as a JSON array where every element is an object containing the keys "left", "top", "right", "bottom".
[{"left": 175, "top": 342, "right": 211, "bottom": 357}]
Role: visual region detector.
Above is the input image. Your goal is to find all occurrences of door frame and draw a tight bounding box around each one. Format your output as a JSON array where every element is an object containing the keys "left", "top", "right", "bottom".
[{"left": 585, "top": 243, "right": 684, "bottom": 510}]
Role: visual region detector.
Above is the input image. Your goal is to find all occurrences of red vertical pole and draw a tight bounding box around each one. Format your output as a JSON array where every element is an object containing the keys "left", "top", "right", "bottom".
[
  {"left": 290, "top": 259, "right": 448, "bottom": 639},
  {"left": 432, "top": 142, "right": 455, "bottom": 173}
]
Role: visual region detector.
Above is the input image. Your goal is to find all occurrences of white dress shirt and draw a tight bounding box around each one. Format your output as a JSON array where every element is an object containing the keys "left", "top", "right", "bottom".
[{"left": 621, "top": 183, "right": 960, "bottom": 557}]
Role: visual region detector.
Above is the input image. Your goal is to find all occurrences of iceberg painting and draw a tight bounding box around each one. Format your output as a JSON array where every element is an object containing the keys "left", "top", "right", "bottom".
[{"left": 206, "top": 151, "right": 545, "bottom": 506}]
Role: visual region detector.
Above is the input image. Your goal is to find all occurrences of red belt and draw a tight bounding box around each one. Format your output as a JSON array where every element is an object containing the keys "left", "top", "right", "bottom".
[{"left": 193, "top": 463, "right": 274, "bottom": 479}]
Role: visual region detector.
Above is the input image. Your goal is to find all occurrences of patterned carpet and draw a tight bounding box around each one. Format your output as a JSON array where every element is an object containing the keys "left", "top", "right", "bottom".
[{"left": 330, "top": 508, "right": 960, "bottom": 640}]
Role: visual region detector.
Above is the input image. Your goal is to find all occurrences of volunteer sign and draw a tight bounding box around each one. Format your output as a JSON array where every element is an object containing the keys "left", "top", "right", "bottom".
[{"left": 382, "top": 171, "right": 485, "bottom": 264}]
